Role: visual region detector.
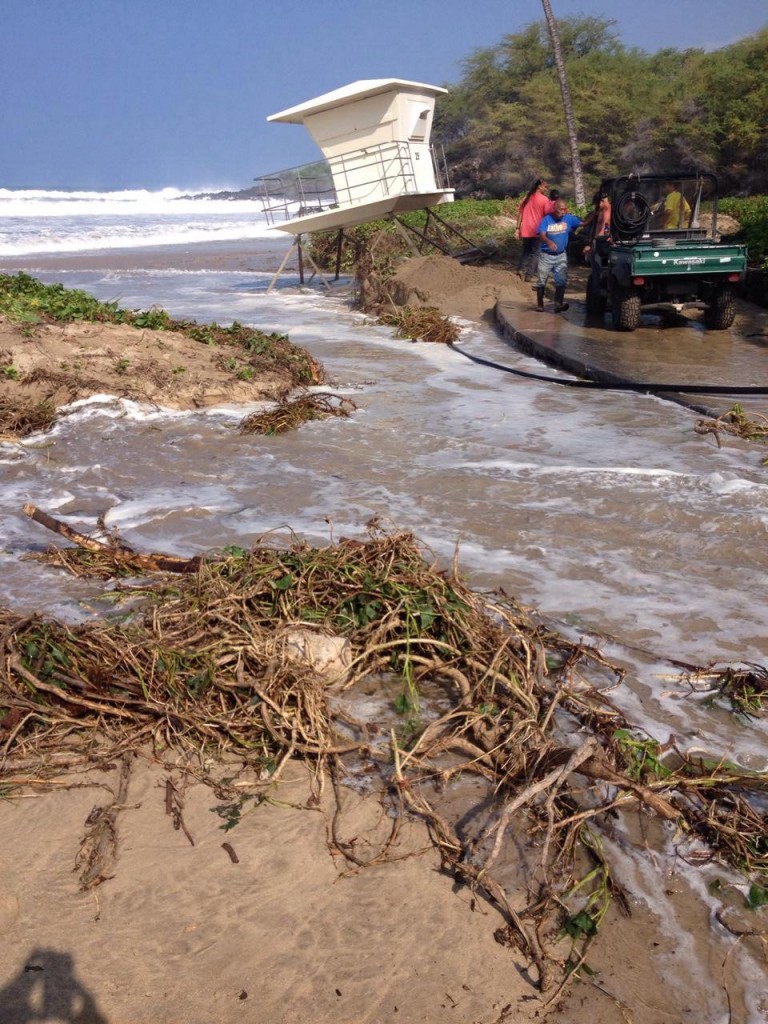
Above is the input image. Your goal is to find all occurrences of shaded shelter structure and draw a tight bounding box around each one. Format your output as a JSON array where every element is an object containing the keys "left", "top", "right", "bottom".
[
  {"left": 256, "top": 79, "right": 490, "bottom": 289},
  {"left": 260, "top": 78, "right": 453, "bottom": 234}
]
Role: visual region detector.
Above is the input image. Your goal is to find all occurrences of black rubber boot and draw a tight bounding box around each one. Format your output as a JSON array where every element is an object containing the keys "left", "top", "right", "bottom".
[
  {"left": 554, "top": 286, "right": 569, "bottom": 312},
  {"left": 535, "top": 286, "right": 545, "bottom": 311}
]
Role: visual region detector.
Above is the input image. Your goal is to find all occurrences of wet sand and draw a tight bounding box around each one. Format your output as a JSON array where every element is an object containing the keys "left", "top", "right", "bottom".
[
  {"left": 0, "top": 237, "right": 294, "bottom": 274},
  {"left": 0, "top": 758, "right": 546, "bottom": 1024}
]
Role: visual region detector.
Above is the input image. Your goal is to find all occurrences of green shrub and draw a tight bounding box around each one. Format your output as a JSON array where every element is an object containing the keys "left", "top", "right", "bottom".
[{"left": 719, "top": 195, "right": 768, "bottom": 269}]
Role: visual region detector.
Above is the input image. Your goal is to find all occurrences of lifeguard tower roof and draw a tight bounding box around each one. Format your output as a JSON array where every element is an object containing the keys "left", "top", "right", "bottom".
[{"left": 267, "top": 79, "right": 448, "bottom": 124}]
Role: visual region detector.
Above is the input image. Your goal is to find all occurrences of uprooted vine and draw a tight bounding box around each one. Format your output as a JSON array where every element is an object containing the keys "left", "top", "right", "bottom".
[{"left": 1, "top": 515, "right": 766, "bottom": 993}]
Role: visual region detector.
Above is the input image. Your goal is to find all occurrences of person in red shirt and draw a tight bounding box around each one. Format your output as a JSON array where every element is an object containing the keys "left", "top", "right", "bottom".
[{"left": 516, "top": 178, "right": 555, "bottom": 280}]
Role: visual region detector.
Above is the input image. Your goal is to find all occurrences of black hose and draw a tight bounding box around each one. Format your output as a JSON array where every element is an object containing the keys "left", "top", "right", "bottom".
[
  {"left": 612, "top": 191, "right": 651, "bottom": 237},
  {"left": 448, "top": 340, "right": 768, "bottom": 395}
]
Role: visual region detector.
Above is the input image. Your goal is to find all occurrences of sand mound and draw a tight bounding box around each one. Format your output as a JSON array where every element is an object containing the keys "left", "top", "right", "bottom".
[
  {"left": 0, "top": 318, "right": 293, "bottom": 417},
  {"left": 390, "top": 254, "right": 530, "bottom": 322}
]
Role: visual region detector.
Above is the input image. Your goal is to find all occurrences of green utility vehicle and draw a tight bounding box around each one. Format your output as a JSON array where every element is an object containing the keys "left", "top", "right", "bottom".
[{"left": 584, "top": 172, "right": 748, "bottom": 331}]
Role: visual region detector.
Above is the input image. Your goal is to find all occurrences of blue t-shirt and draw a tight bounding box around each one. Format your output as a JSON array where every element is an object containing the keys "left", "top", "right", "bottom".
[{"left": 538, "top": 213, "right": 582, "bottom": 254}]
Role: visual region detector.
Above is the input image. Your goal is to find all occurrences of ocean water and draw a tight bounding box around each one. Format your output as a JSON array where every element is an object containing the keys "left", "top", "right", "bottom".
[
  {"left": 2, "top": 189, "right": 766, "bottom": 741},
  {"left": 1, "top": 188, "right": 767, "bottom": 1021},
  {"left": 0, "top": 186, "right": 278, "bottom": 255}
]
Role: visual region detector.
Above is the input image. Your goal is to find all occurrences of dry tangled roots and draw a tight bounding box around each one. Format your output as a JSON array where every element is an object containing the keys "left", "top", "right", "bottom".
[{"left": 1, "top": 521, "right": 766, "bottom": 990}]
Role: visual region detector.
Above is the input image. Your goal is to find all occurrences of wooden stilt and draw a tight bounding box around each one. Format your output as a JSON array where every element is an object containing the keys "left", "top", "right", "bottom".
[
  {"left": 368, "top": 223, "right": 393, "bottom": 257},
  {"left": 266, "top": 232, "right": 341, "bottom": 294},
  {"left": 267, "top": 239, "right": 298, "bottom": 294},
  {"left": 334, "top": 229, "right": 344, "bottom": 280},
  {"left": 389, "top": 215, "right": 424, "bottom": 257},
  {"left": 301, "top": 247, "right": 333, "bottom": 290}
]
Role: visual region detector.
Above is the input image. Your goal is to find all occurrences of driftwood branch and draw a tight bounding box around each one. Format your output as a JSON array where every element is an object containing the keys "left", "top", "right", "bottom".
[
  {"left": 76, "top": 754, "right": 133, "bottom": 889},
  {"left": 22, "top": 503, "right": 202, "bottom": 574}
]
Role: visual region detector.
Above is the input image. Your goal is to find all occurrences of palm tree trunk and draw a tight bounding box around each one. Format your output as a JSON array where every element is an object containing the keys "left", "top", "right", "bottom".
[{"left": 541, "top": 0, "right": 586, "bottom": 206}]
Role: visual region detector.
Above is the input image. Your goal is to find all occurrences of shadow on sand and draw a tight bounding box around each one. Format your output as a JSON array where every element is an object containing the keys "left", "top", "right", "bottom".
[{"left": 0, "top": 948, "right": 108, "bottom": 1023}]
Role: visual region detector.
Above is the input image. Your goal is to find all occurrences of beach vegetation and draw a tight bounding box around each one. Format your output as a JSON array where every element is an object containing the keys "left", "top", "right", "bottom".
[
  {"left": 695, "top": 405, "right": 768, "bottom": 463},
  {"left": 612, "top": 728, "right": 674, "bottom": 781},
  {"left": 719, "top": 196, "right": 768, "bottom": 270},
  {"left": 0, "top": 273, "right": 323, "bottom": 388},
  {"left": 0, "top": 273, "right": 325, "bottom": 438},
  {"left": 674, "top": 663, "right": 768, "bottom": 718},
  {"left": 374, "top": 306, "right": 461, "bottom": 344},
  {"left": 238, "top": 393, "right": 357, "bottom": 435},
  {"left": 561, "top": 828, "right": 613, "bottom": 971},
  {"left": 212, "top": 792, "right": 264, "bottom": 832},
  {"left": 3, "top": 512, "right": 767, "bottom": 993},
  {"left": 131, "top": 307, "right": 173, "bottom": 330},
  {"left": 0, "top": 398, "right": 57, "bottom": 438},
  {"left": 747, "top": 883, "right": 768, "bottom": 909}
]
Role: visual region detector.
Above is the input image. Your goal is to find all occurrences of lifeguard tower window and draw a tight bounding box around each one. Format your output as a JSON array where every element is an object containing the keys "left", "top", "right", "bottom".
[{"left": 410, "top": 108, "right": 430, "bottom": 141}]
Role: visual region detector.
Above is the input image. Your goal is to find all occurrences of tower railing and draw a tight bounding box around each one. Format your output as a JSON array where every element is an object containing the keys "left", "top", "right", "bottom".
[{"left": 254, "top": 141, "right": 451, "bottom": 225}]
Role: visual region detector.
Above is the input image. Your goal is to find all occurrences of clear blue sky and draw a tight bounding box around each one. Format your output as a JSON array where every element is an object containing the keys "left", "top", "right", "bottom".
[{"left": 1, "top": 0, "right": 765, "bottom": 191}]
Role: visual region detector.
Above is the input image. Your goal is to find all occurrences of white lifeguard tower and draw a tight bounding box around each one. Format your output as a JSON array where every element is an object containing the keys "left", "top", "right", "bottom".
[{"left": 258, "top": 78, "right": 454, "bottom": 236}]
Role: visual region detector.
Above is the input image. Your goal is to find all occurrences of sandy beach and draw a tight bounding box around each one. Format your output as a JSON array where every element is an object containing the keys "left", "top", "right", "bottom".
[
  {"left": 0, "top": 237, "right": 293, "bottom": 276},
  {"left": 0, "top": 757, "right": 550, "bottom": 1024},
  {"left": 1, "top": 247, "right": 766, "bottom": 1024}
]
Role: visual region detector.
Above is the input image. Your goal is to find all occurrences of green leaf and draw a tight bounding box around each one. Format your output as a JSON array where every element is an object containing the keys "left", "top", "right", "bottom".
[
  {"left": 746, "top": 883, "right": 768, "bottom": 909},
  {"left": 394, "top": 692, "right": 418, "bottom": 715},
  {"left": 564, "top": 910, "right": 598, "bottom": 939},
  {"left": 271, "top": 573, "right": 295, "bottom": 591},
  {"left": 418, "top": 604, "right": 436, "bottom": 630}
]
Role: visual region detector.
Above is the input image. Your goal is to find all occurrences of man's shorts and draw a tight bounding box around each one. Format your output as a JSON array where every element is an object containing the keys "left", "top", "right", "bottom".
[{"left": 537, "top": 251, "right": 568, "bottom": 287}]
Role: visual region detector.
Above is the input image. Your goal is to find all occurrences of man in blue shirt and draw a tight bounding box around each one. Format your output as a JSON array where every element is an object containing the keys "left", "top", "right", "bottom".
[{"left": 536, "top": 198, "right": 582, "bottom": 312}]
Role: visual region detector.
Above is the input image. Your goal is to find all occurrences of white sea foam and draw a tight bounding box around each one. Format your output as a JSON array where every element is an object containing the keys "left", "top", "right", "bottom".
[
  {"left": 703, "top": 470, "right": 768, "bottom": 495},
  {"left": 101, "top": 488, "right": 249, "bottom": 529},
  {"left": 452, "top": 458, "right": 688, "bottom": 480},
  {"left": 0, "top": 185, "right": 277, "bottom": 255}
]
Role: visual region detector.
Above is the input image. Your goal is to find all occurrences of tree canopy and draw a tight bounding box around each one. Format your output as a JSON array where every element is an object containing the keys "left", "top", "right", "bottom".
[{"left": 433, "top": 17, "right": 768, "bottom": 199}]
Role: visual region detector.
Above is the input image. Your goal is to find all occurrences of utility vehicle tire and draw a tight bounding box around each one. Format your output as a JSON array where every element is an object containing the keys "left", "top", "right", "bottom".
[
  {"left": 703, "top": 286, "right": 736, "bottom": 330},
  {"left": 585, "top": 275, "right": 606, "bottom": 315},
  {"left": 611, "top": 286, "right": 641, "bottom": 331}
]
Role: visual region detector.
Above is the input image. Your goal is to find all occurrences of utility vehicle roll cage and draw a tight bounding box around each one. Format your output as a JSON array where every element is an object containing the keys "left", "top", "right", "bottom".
[{"left": 600, "top": 172, "right": 719, "bottom": 243}]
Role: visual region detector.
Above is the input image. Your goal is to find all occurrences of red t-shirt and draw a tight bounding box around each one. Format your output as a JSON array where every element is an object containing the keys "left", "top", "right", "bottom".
[{"left": 519, "top": 192, "right": 555, "bottom": 238}]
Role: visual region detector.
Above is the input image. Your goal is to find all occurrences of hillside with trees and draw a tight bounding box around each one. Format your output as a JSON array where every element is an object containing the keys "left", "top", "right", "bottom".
[{"left": 434, "top": 16, "right": 768, "bottom": 199}]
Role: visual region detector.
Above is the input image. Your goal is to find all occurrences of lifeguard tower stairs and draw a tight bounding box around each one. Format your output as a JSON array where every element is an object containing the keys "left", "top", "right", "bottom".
[{"left": 256, "top": 79, "right": 493, "bottom": 287}]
